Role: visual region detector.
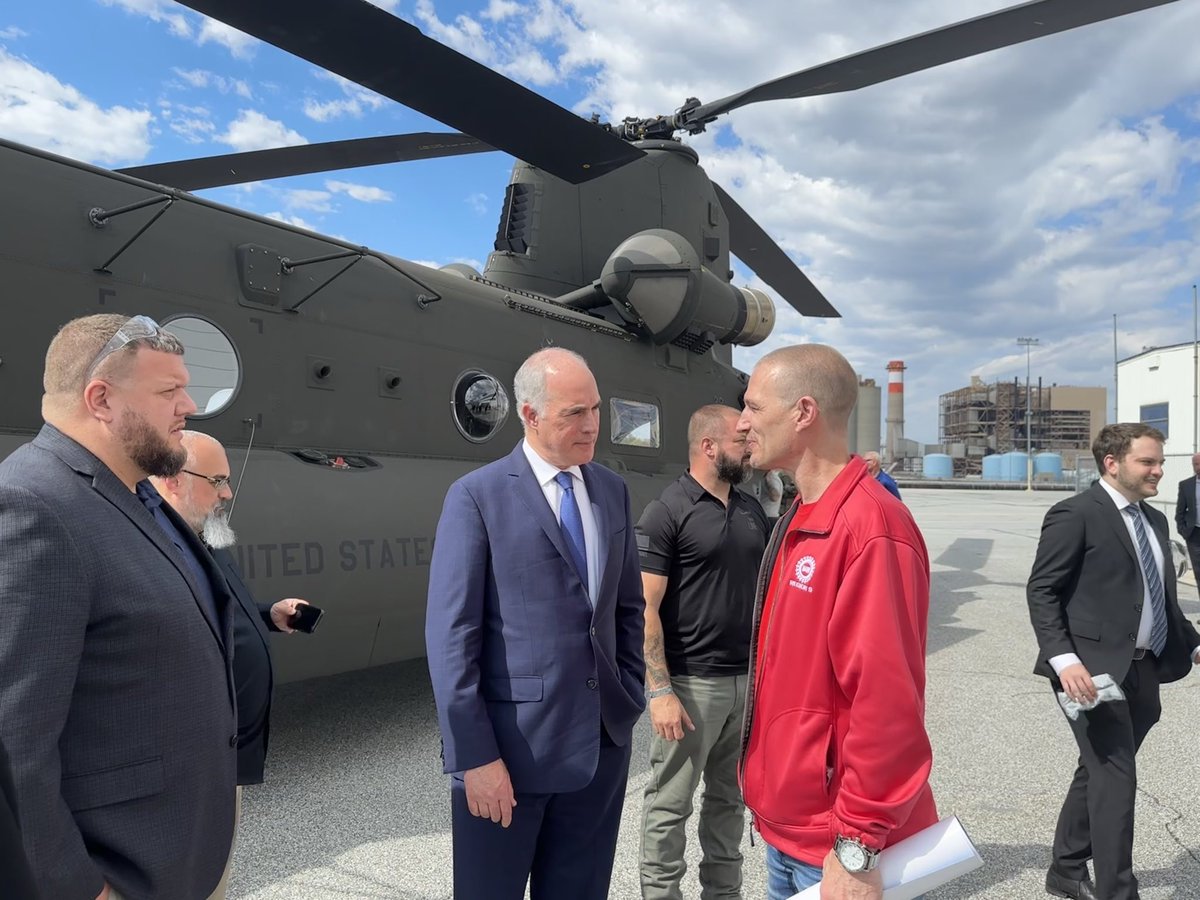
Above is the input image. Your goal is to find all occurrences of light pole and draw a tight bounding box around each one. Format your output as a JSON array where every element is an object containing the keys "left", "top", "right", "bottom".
[{"left": 1017, "top": 337, "right": 1039, "bottom": 490}]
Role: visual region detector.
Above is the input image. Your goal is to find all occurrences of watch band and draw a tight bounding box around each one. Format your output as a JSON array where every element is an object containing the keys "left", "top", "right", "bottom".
[
  {"left": 646, "top": 685, "right": 674, "bottom": 699},
  {"left": 834, "top": 835, "right": 880, "bottom": 872}
]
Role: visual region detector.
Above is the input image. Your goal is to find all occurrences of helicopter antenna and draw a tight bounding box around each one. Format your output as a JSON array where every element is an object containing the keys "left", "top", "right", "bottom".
[{"left": 227, "top": 417, "right": 256, "bottom": 522}]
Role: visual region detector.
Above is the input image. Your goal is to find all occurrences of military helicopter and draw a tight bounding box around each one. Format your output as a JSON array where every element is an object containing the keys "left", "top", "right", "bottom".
[{"left": 0, "top": 0, "right": 1179, "bottom": 681}]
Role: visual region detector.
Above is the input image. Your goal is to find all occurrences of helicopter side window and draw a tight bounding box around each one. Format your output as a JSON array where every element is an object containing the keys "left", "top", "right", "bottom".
[
  {"left": 610, "top": 398, "right": 660, "bottom": 449},
  {"left": 162, "top": 315, "right": 240, "bottom": 416},
  {"left": 452, "top": 370, "right": 511, "bottom": 443}
]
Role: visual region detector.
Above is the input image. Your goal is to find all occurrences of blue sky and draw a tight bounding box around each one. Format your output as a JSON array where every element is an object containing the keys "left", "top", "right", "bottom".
[{"left": 3, "top": 0, "right": 1200, "bottom": 442}]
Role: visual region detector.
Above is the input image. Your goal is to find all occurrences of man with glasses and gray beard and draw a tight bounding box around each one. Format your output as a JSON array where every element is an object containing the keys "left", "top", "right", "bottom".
[
  {"left": 0, "top": 314, "right": 237, "bottom": 900},
  {"left": 151, "top": 431, "right": 313, "bottom": 900},
  {"left": 637, "top": 404, "right": 769, "bottom": 900}
]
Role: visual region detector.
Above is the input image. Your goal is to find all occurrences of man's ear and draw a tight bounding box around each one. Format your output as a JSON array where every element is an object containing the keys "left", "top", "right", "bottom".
[
  {"left": 522, "top": 403, "right": 539, "bottom": 430},
  {"left": 793, "top": 396, "right": 818, "bottom": 431},
  {"left": 82, "top": 380, "right": 116, "bottom": 423}
]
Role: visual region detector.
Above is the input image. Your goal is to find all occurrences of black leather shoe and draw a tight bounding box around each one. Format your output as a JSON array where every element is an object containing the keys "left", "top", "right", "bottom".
[{"left": 1046, "top": 867, "right": 1098, "bottom": 900}]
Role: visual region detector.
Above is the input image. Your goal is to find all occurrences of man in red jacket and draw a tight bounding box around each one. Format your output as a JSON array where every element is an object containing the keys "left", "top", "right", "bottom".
[{"left": 736, "top": 344, "right": 938, "bottom": 900}]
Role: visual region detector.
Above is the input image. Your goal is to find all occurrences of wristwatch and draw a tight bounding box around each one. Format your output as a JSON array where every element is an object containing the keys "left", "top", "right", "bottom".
[{"left": 833, "top": 835, "right": 880, "bottom": 873}]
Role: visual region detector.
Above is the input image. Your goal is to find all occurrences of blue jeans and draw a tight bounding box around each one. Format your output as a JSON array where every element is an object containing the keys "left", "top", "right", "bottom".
[
  {"left": 765, "top": 845, "right": 822, "bottom": 899},
  {"left": 765, "top": 843, "right": 922, "bottom": 900}
]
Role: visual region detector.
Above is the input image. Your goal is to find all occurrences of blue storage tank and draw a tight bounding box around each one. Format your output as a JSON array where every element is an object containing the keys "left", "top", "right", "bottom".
[
  {"left": 1034, "top": 452, "right": 1063, "bottom": 482},
  {"left": 982, "top": 454, "right": 1003, "bottom": 481},
  {"left": 923, "top": 454, "right": 954, "bottom": 479},
  {"left": 1005, "top": 452, "right": 1030, "bottom": 482}
]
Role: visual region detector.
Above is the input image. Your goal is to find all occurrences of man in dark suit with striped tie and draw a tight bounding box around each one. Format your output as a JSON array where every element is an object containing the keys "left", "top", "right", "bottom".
[{"left": 1028, "top": 423, "right": 1200, "bottom": 900}]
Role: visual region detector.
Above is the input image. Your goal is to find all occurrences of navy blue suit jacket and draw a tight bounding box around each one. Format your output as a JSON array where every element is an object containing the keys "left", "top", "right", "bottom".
[{"left": 426, "top": 442, "right": 646, "bottom": 794}]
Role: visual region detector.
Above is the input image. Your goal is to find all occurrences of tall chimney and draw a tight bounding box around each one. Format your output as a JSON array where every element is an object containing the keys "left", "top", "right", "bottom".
[{"left": 886, "top": 360, "right": 906, "bottom": 463}]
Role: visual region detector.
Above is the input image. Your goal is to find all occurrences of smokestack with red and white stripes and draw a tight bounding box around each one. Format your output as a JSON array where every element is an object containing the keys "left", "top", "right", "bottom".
[{"left": 885, "top": 360, "right": 906, "bottom": 463}]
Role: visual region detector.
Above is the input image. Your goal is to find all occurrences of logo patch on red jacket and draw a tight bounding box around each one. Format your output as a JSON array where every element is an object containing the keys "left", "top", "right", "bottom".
[{"left": 789, "top": 555, "right": 816, "bottom": 593}]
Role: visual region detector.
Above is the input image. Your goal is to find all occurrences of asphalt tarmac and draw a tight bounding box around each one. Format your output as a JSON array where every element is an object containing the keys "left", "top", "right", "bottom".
[{"left": 228, "top": 489, "right": 1200, "bottom": 899}]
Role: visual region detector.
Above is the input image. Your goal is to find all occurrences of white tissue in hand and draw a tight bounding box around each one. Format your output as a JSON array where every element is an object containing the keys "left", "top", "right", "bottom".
[{"left": 1056, "top": 673, "right": 1125, "bottom": 721}]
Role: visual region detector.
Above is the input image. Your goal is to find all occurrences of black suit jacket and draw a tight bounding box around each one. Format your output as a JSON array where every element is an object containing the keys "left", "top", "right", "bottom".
[
  {"left": 212, "top": 548, "right": 279, "bottom": 786},
  {"left": 1175, "top": 476, "right": 1199, "bottom": 537},
  {"left": 1028, "top": 480, "right": 1200, "bottom": 687},
  {"left": 0, "top": 425, "right": 237, "bottom": 900}
]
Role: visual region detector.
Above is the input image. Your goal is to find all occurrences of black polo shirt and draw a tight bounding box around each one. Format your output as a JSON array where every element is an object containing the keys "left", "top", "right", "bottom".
[{"left": 636, "top": 472, "right": 769, "bottom": 676}]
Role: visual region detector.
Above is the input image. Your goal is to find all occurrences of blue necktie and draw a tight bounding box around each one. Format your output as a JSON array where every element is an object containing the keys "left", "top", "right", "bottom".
[
  {"left": 1124, "top": 504, "right": 1168, "bottom": 656},
  {"left": 555, "top": 471, "right": 588, "bottom": 594}
]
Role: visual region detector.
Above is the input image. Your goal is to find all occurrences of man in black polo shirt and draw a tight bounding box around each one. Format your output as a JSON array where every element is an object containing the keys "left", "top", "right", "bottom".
[
  {"left": 637, "top": 404, "right": 769, "bottom": 900},
  {"left": 152, "top": 431, "right": 313, "bottom": 898}
]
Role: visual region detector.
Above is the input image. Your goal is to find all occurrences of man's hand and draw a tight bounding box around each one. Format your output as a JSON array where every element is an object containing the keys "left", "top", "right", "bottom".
[
  {"left": 1059, "top": 662, "right": 1097, "bottom": 704},
  {"left": 269, "top": 598, "right": 308, "bottom": 633},
  {"left": 649, "top": 693, "right": 695, "bottom": 741},
  {"left": 463, "top": 758, "right": 516, "bottom": 827},
  {"left": 821, "top": 849, "right": 883, "bottom": 899}
]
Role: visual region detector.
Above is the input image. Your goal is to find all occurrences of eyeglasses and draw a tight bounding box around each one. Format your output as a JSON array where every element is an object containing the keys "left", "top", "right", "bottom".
[
  {"left": 84, "top": 315, "right": 164, "bottom": 381},
  {"left": 181, "top": 469, "right": 232, "bottom": 490}
]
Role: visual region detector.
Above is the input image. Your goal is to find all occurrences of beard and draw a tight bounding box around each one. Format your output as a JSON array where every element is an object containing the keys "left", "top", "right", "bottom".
[
  {"left": 200, "top": 508, "right": 237, "bottom": 549},
  {"left": 715, "top": 450, "right": 748, "bottom": 486},
  {"left": 117, "top": 409, "right": 185, "bottom": 477}
]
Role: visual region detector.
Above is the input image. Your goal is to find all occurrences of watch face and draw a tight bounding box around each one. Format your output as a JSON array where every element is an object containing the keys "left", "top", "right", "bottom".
[{"left": 838, "top": 841, "right": 867, "bottom": 872}]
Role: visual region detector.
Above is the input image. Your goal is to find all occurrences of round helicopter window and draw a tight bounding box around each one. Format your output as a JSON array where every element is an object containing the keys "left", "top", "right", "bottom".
[
  {"left": 162, "top": 315, "right": 240, "bottom": 416},
  {"left": 452, "top": 369, "right": 510, "bottom": 442}
]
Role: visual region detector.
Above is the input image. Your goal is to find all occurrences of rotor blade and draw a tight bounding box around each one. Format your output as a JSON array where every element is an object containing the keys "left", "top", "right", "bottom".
[
  {"left": 687, "top": 0, "right": 1179, "bottom": 124},
  {"left": 713, "top": 183, "right": 839, "bottom": 318},
  {"left": 118, "top": 133, "right": 495, "bottom": 190},
  {"left": 173, "top": 0, "right": 644, "bottom": 183}
]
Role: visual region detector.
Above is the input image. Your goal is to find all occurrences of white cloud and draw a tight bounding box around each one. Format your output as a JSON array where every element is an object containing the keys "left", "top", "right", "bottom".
[
  {"left": 99, "top": 0, "right": 190, "bottom": 38},
  {"left": 196, "top": 17, "right": 257, "bottom": 60},
  {"left": 303, "top": 72, "right": 387, "bottom": 122},
  {"left": 483, "top": 0, "right": 522, "bottom": 21},
  {"left": 216, "top": 109, "right": 307, "bottom": 152},
  {"left": 466, "top": 192, "right": 489, "bottom": 215},
  {"left": 282, "top": 188, "right": 334, "bottom": 213},
  {"left": 0, "top": 48, "right": 151, "bottom": 163},
  {"left": 159, "top": 101, "right": 216, "bottom": 144},
  {"left": 172, "top": 68, "right": 252, "bottom": 99},
  {"left": 265, "top": 211, "right": 318, "bottom": 231},
  {"left": 0, "top": 26, "right": 29, "bottom": 40},
  {"left": 326, "top": 180, "right": 395, "bottom": 203}
]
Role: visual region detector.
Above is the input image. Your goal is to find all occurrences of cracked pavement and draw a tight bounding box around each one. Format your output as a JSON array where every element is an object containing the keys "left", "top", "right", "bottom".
[{"left": 227, "top": 489, "right": 1200, "bottom": 899}]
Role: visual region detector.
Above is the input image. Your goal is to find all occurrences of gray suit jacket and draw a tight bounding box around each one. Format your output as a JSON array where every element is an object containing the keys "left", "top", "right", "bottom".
[{"left": 0, "top": 425, "right": 237, "bottom": 899}]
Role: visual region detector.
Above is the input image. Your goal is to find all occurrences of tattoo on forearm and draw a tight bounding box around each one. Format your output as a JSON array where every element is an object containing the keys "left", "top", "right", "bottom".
[{"left": 644, "top": 630, "right": 670, "bottom": 689}]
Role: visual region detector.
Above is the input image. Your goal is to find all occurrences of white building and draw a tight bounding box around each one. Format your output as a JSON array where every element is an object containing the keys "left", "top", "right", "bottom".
[{"left": 1117, "top": 341, "right": 1200, "bottom": 521}]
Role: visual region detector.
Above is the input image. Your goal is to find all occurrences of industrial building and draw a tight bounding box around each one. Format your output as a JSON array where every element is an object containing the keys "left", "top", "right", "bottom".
[
  {"left": 1116, "top": 341, "right": 1200, "bottom": 498},
  {"left": 937, "top": 376, "right": 1106, "bottom": 476},
  {"left": 848, "top": 376, "right": 882, "bottom": 457}
]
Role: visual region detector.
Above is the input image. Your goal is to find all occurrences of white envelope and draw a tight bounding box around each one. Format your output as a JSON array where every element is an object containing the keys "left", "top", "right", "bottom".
[{"left": 790, "top": 815, "right": 983, "bottom": 900}]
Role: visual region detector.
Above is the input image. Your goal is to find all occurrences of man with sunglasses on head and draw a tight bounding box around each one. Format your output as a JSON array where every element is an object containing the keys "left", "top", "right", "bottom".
[
  {"left": 0, "top": 314, "right": 237, "bottom": 900},
  {"left": 150, "top": 430, "right": 313, "bottom": 900}
]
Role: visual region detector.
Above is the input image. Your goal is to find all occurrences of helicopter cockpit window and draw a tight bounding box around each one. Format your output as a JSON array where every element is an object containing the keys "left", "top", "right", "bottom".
[
  {"left": 452, "top": 369, "right": 511, "bottom": 443},
  {"left": 162, "top": 316, "right": 240, "bottom": 416},
  {"left": 610, "top": 398, "right": 660, "bottom": 449}
]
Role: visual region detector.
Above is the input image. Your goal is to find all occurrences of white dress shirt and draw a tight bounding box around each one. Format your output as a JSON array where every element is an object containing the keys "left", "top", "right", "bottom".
[
  {"left": 1050, "top": 478, "right": 1195, "bottom": 675},
  {"left": 522, "top": 439, "right": 600, "bottom": 604}
]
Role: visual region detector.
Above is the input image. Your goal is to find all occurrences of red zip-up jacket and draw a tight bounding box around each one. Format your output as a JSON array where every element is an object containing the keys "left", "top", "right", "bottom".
[{"left": 739, "top": 456, "right": 937, "bottom": 865}]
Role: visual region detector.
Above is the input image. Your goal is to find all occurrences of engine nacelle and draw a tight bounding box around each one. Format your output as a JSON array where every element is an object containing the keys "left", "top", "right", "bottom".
[{"left": 594, "top": 229, "right": 773, "bottom": 347}]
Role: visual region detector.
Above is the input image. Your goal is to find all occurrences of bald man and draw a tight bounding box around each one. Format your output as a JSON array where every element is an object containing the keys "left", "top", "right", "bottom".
[
  {"left": 736, "top": 344, "right": 937, "bottom": 900},
  {"left": 426, "top": 348, "right": 645, "bottom": 900},
  {"left": 151, "top": 432, "right": 311, "bottom": 899}
]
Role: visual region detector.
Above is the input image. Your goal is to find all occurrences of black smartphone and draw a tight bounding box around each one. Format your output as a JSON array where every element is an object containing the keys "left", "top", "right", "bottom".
[{"left": 289, "top": 603, "right": 324, "bottom": 634}]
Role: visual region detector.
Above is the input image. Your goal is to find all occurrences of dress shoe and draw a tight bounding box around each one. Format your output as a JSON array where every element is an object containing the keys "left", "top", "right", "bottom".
[{"left": 1045, "top": 867, "right": 1098, "bottom": 900}]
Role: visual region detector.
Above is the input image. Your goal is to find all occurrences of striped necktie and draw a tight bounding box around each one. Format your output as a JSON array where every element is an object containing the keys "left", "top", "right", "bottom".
[
  {"left": 1124, "top": 504, "right": 1168, "bottom": 657},
  {"left": 555, "top": 471, "right": 588, "bottom": 593}
]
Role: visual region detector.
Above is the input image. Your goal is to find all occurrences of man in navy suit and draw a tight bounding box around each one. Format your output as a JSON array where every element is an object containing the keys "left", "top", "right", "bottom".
[{"left": 426, "top": 347, "right": 646, "bottom": 900}]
